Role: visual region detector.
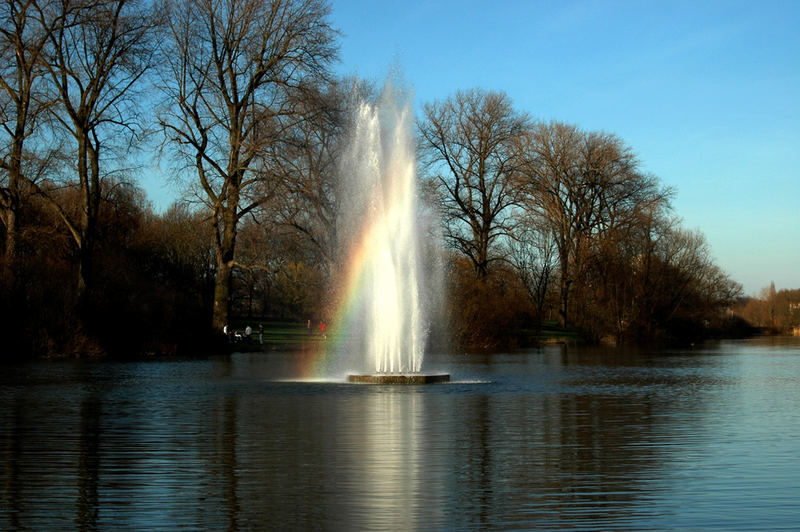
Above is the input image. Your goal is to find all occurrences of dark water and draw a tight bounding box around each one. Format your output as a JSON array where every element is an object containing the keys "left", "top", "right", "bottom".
[{"left": 2, "top": 337, "right": 799, "bottom": 530}]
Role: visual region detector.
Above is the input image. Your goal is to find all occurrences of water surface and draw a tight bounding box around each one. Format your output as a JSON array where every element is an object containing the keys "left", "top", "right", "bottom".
[{"left": 2, "top": 337, "right": 799, "bottom": 530}]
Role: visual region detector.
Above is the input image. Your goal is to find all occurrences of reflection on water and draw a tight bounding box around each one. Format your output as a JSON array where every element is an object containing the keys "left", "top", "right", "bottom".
[{"left": 2, "top": 337, "right": 800, "bottom": 529}]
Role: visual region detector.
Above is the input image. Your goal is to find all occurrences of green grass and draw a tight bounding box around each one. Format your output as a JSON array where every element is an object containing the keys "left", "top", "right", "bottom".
[
  {"left": 227, "top": 319, "right": 582, "bottom": 350},
  {"left": 528, "top": 321, "right": 582, "bottom": 344},
  {"left": 227, "top": 319, "right": 330, "bottom": 349}
]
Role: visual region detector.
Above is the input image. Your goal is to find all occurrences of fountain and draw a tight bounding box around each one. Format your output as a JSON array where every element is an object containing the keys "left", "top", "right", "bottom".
[{"left": 335, "top": 82, "right": 447, "bottom": 384}]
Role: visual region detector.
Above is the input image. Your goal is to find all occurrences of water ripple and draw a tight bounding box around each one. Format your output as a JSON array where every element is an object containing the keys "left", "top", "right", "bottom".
[{"left": 2, "top": 338, "right": 799, "bottom": 529}]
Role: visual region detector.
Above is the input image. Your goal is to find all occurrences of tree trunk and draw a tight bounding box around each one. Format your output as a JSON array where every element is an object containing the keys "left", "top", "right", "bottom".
[
  {"left": 2, "top": 134, "right": 23, "bottom": 287},
  {"left": 212, "top": 207, "right": 237, "bottom": 332},
  {"left": 77, "top": 134, "right": 90, "bottom": 311},
  {"left": 74, "top": 133, "right": 100, "bottom": 317},
  {"left": 558, "top": 248, "right": 571, "bottom": 328},
  {"left": 2, "top": 195, "right": 17, "bottom": 286},
  {"left": 212, "top": 257, "right": 232, "bottom": 333}
]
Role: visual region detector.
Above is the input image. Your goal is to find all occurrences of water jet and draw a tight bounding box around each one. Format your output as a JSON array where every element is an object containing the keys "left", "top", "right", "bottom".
[{"left": 334, "top": 81, "right": 447, "bottom": 384}]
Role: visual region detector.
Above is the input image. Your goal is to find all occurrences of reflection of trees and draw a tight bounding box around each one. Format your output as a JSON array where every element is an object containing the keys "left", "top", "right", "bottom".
[
  {"left": 1, "top": 388, "right": 94, "bottom": 529},
  {"left": 2, "top": 398, "right": 24, "bottom": 530},
  {"left": 454, "top": 394, "right": 492, "bottom": 526},
  {"left": 1, "top": 351, "right": 754, "bottom": 529},
  {"left": 435, "top": 352, "right": 667, "bottom": 528},
  {"left": 209, "top": 394, "right": 239, "bottom": 530},
  {"left": 232, "top": 383, "right": 346, "bottom": 526},
  {"left": 77, "top": 395, "right": 101, "bottom": 530}
]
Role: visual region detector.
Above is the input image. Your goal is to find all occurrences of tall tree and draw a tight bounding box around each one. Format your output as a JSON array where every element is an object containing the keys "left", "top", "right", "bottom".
[
  {"left": 158, "top": 0, "right": 337, "bottom": 332},
  {"left": 760, "top": 281, "right": 778, "bottom": 328},
  {"left": 270, "top": 79, "right": 359, "bottom": 271},
  {"left": 36, "top": 0, "right": 157, "bottom": 311},
  {"left": 270, "top": 77, "right": 376, "bottom": 292},
  {"left": 520, "top": 121, "right": 668, "bottom": 327},
  {"left": 0, "top": 0, "right": 54, "bottom": 283},
  {"left": 419, "top": 89, "right": 529, "bottom": 278},
  {"left": 507, "top": 223, "right": 556, "bottom": 327}
]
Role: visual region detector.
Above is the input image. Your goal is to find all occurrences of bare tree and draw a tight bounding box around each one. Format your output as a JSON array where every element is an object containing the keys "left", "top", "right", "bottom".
[
  {"left": 0, "top": 0, "right": 56, "bottom": 283},
  {"left": 34, "top": 0, "right": 158, "bottom": 309},
  {"left": 519, "top": 121, "right": 668, "bottom": 327},
  {"left": 269, "top": 76, "right": 377, "bottom": 293},
  {"left": 270, "top": 79, "right": 359, "bottom": 271},
  {"left": 158, "top": 0, "right": 337, "bottom": 332},
  {"left": 507, "top": 223, "right": 557, "bottom": 327},
  {"left": 640, "top": 224, "right": 740, "bottom": 337},
  {"left": 761, "top": 281, "right": 778, "bottom": 328},
  {"left": 418, "top": 89, "right": 529, "bottom": 278}
]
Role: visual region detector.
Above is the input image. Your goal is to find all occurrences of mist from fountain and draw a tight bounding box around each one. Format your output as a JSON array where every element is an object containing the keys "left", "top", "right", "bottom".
[{"left": 336, "top": 83, "right": 435, "bottom": 376}]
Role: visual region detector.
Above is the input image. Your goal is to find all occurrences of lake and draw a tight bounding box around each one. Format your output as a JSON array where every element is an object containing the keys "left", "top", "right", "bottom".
[{"left": 1, "top": 337, "right": 799, "bottom": 530}]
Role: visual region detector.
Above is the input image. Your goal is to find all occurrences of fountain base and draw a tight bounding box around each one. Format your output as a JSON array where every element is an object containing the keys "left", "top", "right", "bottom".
[{"left": 348, "top": 374, "right": 450, "bottom": 384}]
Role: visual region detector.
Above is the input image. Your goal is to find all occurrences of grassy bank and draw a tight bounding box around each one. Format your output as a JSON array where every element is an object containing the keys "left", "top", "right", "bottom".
[{"left": 225, "top": 320, "right": 329, "bottom": 351}]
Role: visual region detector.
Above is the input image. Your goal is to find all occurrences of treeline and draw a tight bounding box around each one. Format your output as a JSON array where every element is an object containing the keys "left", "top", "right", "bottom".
[
  {"left": 1, "top": 0, "right": 743, "bottom": 358},
  {"left": 735, "top": 283, "right": 800, "bottom": 333},
  {"left": 0, "top": 0, "right": 339, "bottom": 357},
  {"left": 419, "top": 91, "right": 743, "bottom": 347},
  {"left": 0, "top": 180, "right": 326, "bottom": 357},
  {"left": 0, "top": 184, "right": 216, "bottom": 356}
]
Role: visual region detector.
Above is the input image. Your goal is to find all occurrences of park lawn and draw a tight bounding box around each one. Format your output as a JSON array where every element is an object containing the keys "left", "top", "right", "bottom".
[
  {"left": 499, "top": 321, "right": 581, "bottom": 348},
  {"left": 532, "top": 321, "right": 582, "bottom": 344},
  {"left": 227, "top": 319, "right": 580, "bottom": 351},
  {"left": 228, "top": 320, "right": 330, "bottom": 349}
]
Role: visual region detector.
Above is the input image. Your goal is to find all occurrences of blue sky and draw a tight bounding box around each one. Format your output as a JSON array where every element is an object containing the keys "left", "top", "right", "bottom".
[
  {"left": 143, "top": 0, "right": 799, "bottom": 295},
  {"left": 327, "top": 0, "right": 800, "bottom": 295}
]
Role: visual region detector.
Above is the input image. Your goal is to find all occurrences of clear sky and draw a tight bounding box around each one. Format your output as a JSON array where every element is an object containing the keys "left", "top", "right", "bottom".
[
  {"left": 324, "top": 0, "right": 800, "bottom": 296},
  {"left": 143, "top": 0, "right": 799, "bottom": 295}
]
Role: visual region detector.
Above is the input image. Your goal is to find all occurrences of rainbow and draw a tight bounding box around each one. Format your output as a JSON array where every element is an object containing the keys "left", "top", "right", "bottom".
[
  {"left": 300, "top": 92, "right": 426, "bottom": 380},
  {"left": 301, "top": 221, "right": 378, "bottom": 379}
]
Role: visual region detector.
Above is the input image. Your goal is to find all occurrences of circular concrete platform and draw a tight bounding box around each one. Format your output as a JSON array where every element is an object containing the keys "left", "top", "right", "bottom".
[{"left": 347, "top": 374, "right": 450, "bottom": 384}]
